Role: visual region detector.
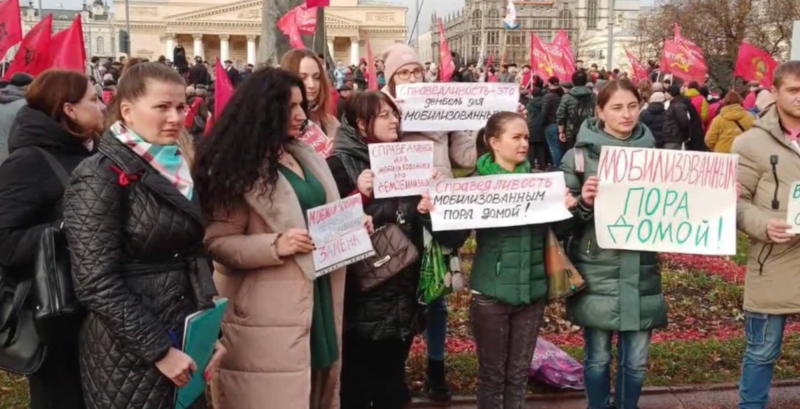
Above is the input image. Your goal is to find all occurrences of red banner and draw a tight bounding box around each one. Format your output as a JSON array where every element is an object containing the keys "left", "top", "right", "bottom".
[
  {"left": 437, "top": 18, "right": 454, "bottom": 82},
  {"left": 46, "top": 15, "right": 86, "bottom": 73},
  {"left": 0, "top": 0, "right": 23, "bottom": 59},
  {"left": 734, "top": 41, "right": 778, "bottom": 88},
  {"left": 277, "top": 4, "right": 317, "bottom": 49},
  {"left": 365, "top": 34, "right": 378, "bottom": 91},
  {"left": 624, "top": 47, "right": 649, "bottom": 84},
  {"left": 661, "top": 39, "right": 707, "bottom": 84},
  {"left": 673, "top": 23, "right": 704, "bottom": 63},
  {"left": 306, "top": 0, "right": 329, "bottom": 7},
  {"left": 213, "top": 56, "right": 234, "bottom": 119},
  {"left": 551, "top": 29, "right": 574, "bottom": 67},
  {"left": 3, "top": 14, "right": 52, "bottom": 80},
  {"left": 529, "top": 32, "right": 572, "bottom": 83}
]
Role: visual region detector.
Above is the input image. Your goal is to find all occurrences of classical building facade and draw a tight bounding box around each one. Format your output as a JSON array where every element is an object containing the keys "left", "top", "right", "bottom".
[
  {"left": 114, "top": 0, "right": 406, "bottom": 67},
  {"left": 4, "top": 1, "right": 116, "bottom": 61},
  {"left": 429, "top": 0, "right": 641, "bottom": 70}
]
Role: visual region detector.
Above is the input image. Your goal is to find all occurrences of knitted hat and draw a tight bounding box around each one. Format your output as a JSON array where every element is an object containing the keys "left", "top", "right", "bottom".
[
  {"left": 649, "top": 92, "right": 666, "bottom": 103},
  {"left": 382, "top": 44, "right": 423, "bottom": 84},
  {"left": 652, "top": 82, "right": 664, "bottom": 92}
]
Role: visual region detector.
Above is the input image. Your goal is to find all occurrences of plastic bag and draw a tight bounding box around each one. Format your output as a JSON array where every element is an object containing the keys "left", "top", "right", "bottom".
[
  {"left": 528, "top": 337, "right": 584, "bottom": 390},
  {"left": 418, "top": 228, "right": 452, "bottom": 304}
]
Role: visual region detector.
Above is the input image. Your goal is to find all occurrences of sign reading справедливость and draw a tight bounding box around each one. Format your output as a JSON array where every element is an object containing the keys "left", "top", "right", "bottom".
[
  {"left": 428, "top": 173, "right": 573, "bottom": 231},
  {"left": 395, "top": 83, "right": 520, "bottom": 132},
  {"left": 307, "top": 195, "right": 375, "bottom": 276},
  {"left": 594, "top": 147, "right": 738, "bottom": 255},
  {"left": 369, "top": 141, "right": 434, "bottom": 198}
]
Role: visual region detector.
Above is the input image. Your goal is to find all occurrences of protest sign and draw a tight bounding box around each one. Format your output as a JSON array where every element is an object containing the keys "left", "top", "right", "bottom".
[
  {"left": 396, "top": 83, "right": 519, "bottom": 132},
  {"left": 786, "top": 182, "right": 800, "bottom": 234},
  {"left": 369, "top": 141, "right": 434, "bottom": 198},
  {"left": 594, "top": 147, "right": 738, "bottom": 255},
  {"left": 428, "top": 172, "right": 572, "bottom": 231},
  {"left": 307, "top": 195, "right": 375, "bottom": 276},
  {"left": 299, "top": 121, "right": 332, "bottom": 158}
]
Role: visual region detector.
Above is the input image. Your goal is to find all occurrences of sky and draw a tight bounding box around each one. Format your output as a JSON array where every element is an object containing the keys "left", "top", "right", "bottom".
[{"left": 37, "top": 0, "right": 655, "bottom": 38}]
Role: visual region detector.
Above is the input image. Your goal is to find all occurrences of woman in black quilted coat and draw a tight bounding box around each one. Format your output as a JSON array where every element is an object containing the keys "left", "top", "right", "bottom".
[
  {"left": 327, "top": 91, "right": 469, "bottom": 409},
  {"left": 62, "top": 62, "right": 224, "bottom": 409},
  {"left": 0, "top": 70, "right": 105, "bottom": 409}
]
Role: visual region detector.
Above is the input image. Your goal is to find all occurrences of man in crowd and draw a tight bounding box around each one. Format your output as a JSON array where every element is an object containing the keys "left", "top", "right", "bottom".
[
  {"left": 224, "top": 59, "right": 239, "bottom": 87},
  {"left": 190, "top": 56, "right": 211, "bottom": 86},
  {"left": 733, "top": 60, "right": 800, "bottom": 409},
  {"left": 557, "top": 70, "right": 595, "bottom": 155},
  {"left": 0, "top": 73, "right": 33, "bottom": 164}
]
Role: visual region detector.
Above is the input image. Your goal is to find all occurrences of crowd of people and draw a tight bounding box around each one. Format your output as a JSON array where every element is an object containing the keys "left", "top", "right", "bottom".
[{"left": 0, "top": 39, "right": 799, "bottom": 409}]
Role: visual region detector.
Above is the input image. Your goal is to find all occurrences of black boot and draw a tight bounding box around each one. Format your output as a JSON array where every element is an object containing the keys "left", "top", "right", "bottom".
[{"left": 425, "top": 359, "right": 452, "bottom": 403}]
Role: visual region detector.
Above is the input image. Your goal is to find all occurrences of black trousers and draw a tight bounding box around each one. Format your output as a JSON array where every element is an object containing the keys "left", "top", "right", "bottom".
[
  {"left": 29, "top": 333, "right": 85, "bottom": 409},
  {"left": 528, "top": 142, "right": 550, "bottom": 171},
  {"left": 340, "top": 332, "right": 413, "bottom": 409}
]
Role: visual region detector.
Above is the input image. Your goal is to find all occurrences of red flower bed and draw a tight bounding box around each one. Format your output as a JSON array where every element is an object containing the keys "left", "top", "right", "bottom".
[{"left": 661, "top": 253, "right": 746, "bottom": 284}]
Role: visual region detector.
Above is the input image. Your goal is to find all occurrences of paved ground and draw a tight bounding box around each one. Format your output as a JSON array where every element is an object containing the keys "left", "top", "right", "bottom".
[{"left": 411, "top": 381, "right": 800, "bottom": 408}]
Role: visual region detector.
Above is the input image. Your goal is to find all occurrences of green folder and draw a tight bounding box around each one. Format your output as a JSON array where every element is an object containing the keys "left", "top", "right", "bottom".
[{"left": 174, "top": 298, "right": 228, "bottom": 409}]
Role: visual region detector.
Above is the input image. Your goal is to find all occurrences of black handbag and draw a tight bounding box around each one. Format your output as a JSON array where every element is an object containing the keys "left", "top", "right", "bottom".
[
  {"left": 29, "top": 148, "right": 81, "bottom": 340},
  {"left": 0, "top": 269, "right": 47, "bottom": 375}
]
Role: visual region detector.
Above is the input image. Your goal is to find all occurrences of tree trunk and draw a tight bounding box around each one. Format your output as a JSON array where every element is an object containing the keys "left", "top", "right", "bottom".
[{"left": 260, "top": 0, "right": 333, "bottom": 68}]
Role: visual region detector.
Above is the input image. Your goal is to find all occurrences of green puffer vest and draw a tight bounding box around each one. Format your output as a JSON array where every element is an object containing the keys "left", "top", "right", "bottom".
[{"left": 559, "top": 118, "right": 668, "bottom": 331}]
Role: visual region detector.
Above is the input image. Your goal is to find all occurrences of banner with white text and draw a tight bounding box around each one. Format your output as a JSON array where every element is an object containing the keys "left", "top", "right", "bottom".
[
  {"left": 396, "top": 83, "right": 520, "bottom": 132},
  {"left": 369, "top": 141, "right": 434, "bottom": 198},
  {"left": 429, "top": 173, "right": 573, "bottom": 231},
  {"left": 307, "top": 195, "right": 375, "bottom": 276},
  {"left": 594, "top": 147, "right": 738, "bottom": 255}
]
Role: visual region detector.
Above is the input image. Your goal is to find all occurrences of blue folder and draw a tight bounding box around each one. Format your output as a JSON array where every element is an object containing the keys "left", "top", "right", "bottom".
[{"left": 174, "top": 298, "right": 228, "bottom": 409}]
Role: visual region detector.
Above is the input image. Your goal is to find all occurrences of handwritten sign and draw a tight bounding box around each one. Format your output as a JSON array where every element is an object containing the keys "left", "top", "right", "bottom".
[
  {"left": 594, "top": 147, "right": 738, "bottom": 255},
  {"left": 786, "top": 182, "right": 800, "bottom": 234},
  {"left": 369, "top": 141, "right": 434, "bottom": 198},
  {"left": 307, "top": 195, "right": 375, "bottom": 276},
  {"left": 396, "top": 83, "right": 520, "bottom": 132},
  {"left": 299, "top": 121, "right": 332, "bottom": 158},
  {"left": 429, "top": 173, "right": 572, "bottom": 231}
]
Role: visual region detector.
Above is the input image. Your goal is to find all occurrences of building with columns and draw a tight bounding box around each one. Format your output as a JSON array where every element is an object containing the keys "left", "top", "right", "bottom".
[{"left": 115, "top": 0, "right": 407, "bottom": 68}]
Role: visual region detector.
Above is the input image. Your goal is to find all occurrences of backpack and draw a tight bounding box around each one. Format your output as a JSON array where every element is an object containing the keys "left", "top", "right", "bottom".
[{"left": 570, "top": 96, "right": 595, "bottom": 139}]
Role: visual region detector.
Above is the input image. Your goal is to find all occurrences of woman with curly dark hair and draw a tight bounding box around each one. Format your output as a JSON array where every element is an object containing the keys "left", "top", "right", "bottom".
[
  {"left": 195, "top": 67, "right": 362, "bottom": 408},
  {"left": 280, "top": 49, "right": 339, "bottom": 139}
]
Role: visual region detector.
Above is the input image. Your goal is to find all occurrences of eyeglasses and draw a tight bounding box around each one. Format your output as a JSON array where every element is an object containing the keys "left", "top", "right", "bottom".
[{"left": 395, "top": 68, "right": 424, "bottom": 80}]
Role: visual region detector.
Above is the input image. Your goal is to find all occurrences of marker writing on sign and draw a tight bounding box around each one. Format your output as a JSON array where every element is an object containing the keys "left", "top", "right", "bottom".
[{"left": 598, "top": 148, "right": 737, "bottom": 189}]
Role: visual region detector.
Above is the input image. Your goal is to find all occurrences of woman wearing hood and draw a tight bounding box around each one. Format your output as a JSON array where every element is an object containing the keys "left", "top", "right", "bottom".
[
  {"left": 559, "top": 79, "right": 667, "bottom": 409},
  {"left": 704, "top": 91, "right": 755, "bottom": 153},
  {"left": 326, "top": 91, "right": 468, "bottom": 409}
]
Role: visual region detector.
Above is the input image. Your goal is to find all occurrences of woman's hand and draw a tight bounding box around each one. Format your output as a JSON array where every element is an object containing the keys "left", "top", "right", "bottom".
[
  {"left": 155, "top": 347, "right": 197, "bottom": 387},
  {"left": 204, "top": 341, "right": 227, "bottom": 382},
  {"left": 356, "top": 170, "right": 374, "bottom": 197},
  {"left": 364, "top": 215, "right": 374, "bottom": 234},
  {"left": 432, "top": 169, "right": 444, "bottom": 180},
  {"left": 517, "top": 103, "right": 528, "bottom": 118},
  {"left": 564, "top": 189, "right": 578, "bottom": 209},
  {"left": 276, "top": 228, "right": 314, "bottom": 256},
  {"left": 580, "top": 176, "right": 600, "bottom": 207},
  {"left": 418, "top": 192, "right": 434, "bottom": 214}
]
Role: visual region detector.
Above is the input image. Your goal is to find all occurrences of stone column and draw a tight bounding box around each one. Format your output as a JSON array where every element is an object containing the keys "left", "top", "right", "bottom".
[
  {"left": 165, "top": 34, "right": 175, "bottom": 60},
  {"left": 192, "top": 34, "right": 204, "bottom": 60},
  {"left": 219, "top": 34, "right": 230, "bottom": 62},
  {"left": 327, "top": 38, "right": 334, "bottom": 58},
  {"left": 349, "top": 37, "right": 359, "bottom": 66},
  {"left": 246, "top": 35, "right": 257, "bottom": 65}
]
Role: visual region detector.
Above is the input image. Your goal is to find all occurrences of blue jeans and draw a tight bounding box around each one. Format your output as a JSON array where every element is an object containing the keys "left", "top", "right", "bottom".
[
  {"left": 584, "top": 328, "right": 651, "bottom": 409},
  {"left": 425, "top": 296, "right": 447, "bottom": 361},
  {"left": 545, "top": 124, "right": 562, "bottom": 168},
  {"left": 739, "top": 313, "right": 787, "bottom": 409}
]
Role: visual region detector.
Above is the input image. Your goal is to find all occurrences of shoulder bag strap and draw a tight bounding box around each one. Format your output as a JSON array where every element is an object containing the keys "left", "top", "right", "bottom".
[
  {"left": 574, "top": 147, "right": 585, "bottom": 185},
  {"left": 734, "top": 120, "right": 746, "bottom": 133},
  {"left": 31, "top": 147, "right": 70, "bottom": 188}
]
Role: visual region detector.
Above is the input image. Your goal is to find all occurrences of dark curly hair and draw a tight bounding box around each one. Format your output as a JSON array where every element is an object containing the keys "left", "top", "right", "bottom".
[{"left": 193, "top": 67, "right": 308, "bottom": 217}]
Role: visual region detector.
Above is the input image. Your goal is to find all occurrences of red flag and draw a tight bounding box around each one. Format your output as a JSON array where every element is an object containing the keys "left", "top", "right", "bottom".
[
  {"left": 624, "top": 47, "right": 649, "bottom": 83},
  {"left": 485, "top": 52, "right": 494, "bottom": 71},
  {"left": 46, "top": 15, "right": 86, "bottom": 73},
  {"left": 734, "top": 41, "right": 778, "bottom": 88},
  {"left": 529, "top": 32, "right": 571, "bottom": 83},
  {"left": 213, "top": 57, "right": 234, "bottom": 119},
  {"left": 277, "top": 5, "right": 317, "bottom": 49},
  {"left": 365, "top": 34, "right": 378, "bottom": 91},
  {"left": 437, "top": 18, "right": 454, "bottom": 82},
  {"left": 0, "top": 0, "right": 23, "bottom": 59},
  {"left": 3, "top": 15, "right": 52, "bottom": 80},
  {"left": 552, "top": 29, "right": 575, "bottom": 67},
  {"left": 661, "top": 39, "right": 706, "bottom": 84},
  {"left": 306, "top": 0, "right": 329, "bottom": 7},
  {"left": 673, "top": 24, "right": 704, "bottom": 62}
]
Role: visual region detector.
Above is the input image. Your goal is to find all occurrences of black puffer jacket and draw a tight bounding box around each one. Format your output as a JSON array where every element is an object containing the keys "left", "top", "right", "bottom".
[
  {"left": 542, "top": 87, "right": 564, "bottom": 127},
  {"left": 640, "top": 102, "right": 666, "bottom": 147},
  {"left": 526, "top": 88, "right": 545, "bottom": 143},
  {"left": 63, "top": 134, "right": 216, "bottom": 409},
  {"left": 326, "top": 123, "right": 469, "bottom": 341}
]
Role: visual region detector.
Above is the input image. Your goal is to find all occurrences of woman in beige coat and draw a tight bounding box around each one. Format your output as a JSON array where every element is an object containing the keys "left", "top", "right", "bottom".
[{"left": 193, "top": 67, "right": 356, "bottom": 409}]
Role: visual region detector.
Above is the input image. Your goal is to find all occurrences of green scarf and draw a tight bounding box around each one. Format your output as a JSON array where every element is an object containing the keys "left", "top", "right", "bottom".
[{"left": 476, "top": 153, "right": 531, "bottom": 176}]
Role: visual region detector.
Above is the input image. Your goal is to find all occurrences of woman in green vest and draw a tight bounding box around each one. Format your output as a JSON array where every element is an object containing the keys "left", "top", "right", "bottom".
[
  {"left": 559, "top": 79, "right": 667, "bottom": 409},
  {"left": 421, "top": 111, "right": 577, "bottom": 408}
]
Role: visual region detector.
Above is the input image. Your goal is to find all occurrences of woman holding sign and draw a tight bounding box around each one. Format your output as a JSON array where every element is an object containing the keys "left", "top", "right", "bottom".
[
  {"left": 559, "top": 79, "right": 666, "bottom": 409},
  {"left": 194, "top": 68, "right": 359, "bottom": 409},
  {"left": 328, "top": 90, "right": 470, "bottom": 409},
  {"left": 419, "top": 111, "right": 578, "bottom": 409}
]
